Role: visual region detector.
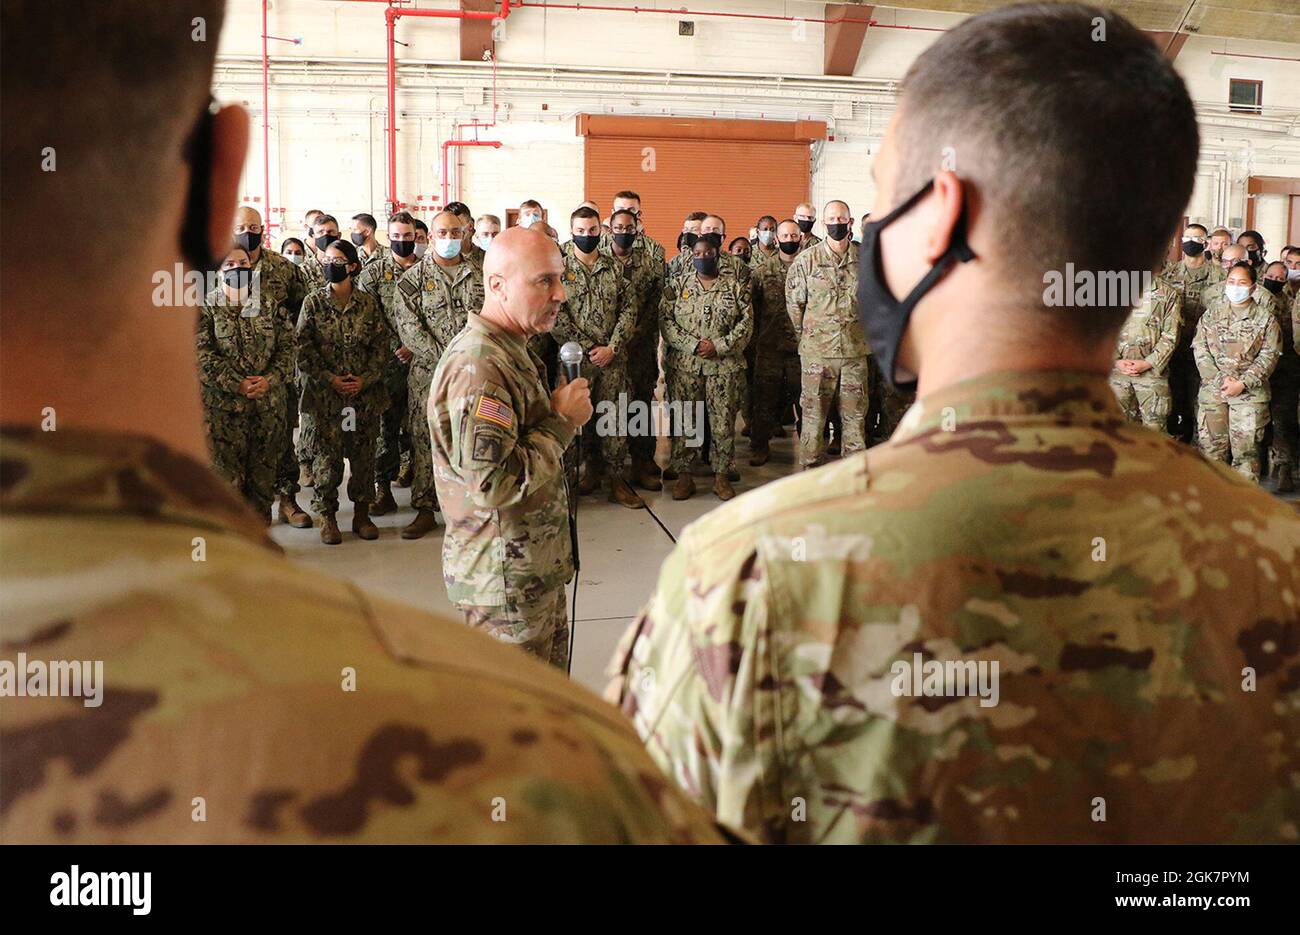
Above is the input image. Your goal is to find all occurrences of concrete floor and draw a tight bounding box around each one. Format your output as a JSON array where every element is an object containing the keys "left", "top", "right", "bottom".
[
  {"left": 272, "top": 427, "right": 801, "bottom": 693},
  {"left": 273, "top": 425, "right": 1300, "bottom": 695}
]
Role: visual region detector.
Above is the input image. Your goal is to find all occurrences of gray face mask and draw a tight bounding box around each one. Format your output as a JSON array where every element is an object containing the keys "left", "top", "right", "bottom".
[{"left": 757, "top": 230, "right": 775, "bottom": 246}]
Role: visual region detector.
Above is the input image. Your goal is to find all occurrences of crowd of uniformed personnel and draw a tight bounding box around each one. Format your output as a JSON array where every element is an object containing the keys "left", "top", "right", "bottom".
[
  {"left": 197, "top": 192, "right": 923, "bottom": 539},
  {"left": 1123, "top": 226, "right": 1300, "bottom": 487}
]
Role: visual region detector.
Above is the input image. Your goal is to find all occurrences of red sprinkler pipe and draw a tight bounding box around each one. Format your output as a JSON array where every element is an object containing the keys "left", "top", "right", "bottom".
[
  {"left": 442, "top": 140, "right": 503, "bottom": 206},
  {"left": 262, "top": 0, "right": 271, "bottom": 242}
]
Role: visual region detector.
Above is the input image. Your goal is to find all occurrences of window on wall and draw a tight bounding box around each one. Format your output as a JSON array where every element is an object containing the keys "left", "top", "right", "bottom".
[{"left": 1228, "top": 78, "right": 1263, "bottom": 114}]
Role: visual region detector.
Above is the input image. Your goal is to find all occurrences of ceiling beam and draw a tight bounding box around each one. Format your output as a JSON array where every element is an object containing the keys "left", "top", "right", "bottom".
[
  {"left": 1146, "top": 30, "right": 1189, "bottom": 61},
  {"left": 824, "top": 4, "right": 872, "bottom": 77},
  {"left": 460, "top": 0, "right": 496, "bottom": 63}
]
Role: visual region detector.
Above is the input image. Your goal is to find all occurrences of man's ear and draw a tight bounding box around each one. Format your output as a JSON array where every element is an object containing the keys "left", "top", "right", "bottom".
[
  {"left": 208, "top": 104, "right": 249, "bottom": 261},
  {"left": 925, "top": 170, "right": 968, "bottom": 264}
]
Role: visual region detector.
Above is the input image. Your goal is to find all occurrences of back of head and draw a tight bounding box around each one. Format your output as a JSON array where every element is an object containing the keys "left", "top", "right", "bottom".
[{"left": 894, "top": 3, "right": 1197, "bottom": 337}]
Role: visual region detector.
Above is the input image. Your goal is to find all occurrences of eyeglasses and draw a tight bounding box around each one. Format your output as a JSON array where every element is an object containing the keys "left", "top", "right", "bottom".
[{"left": 320, "top": 257, "right": 352, "bottom": 267}]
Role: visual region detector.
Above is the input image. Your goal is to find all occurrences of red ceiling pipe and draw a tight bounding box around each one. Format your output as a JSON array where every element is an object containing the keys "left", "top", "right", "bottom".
[
  {"left": 386, "top": 1, "right": 512, "bottom": 214},
  {"left": 262, "top": 0, "right": 272, "bottom": 242},
  {"left": 442, "top": 140, "right": 503, "bottom": 206}
]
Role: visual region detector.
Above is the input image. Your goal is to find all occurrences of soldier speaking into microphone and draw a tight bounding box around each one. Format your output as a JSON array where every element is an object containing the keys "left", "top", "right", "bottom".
[{"left": 429, "top": 227, "right": 593, "bottom": 669}]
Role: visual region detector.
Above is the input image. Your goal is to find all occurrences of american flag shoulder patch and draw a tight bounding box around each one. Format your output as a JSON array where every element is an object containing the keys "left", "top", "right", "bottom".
[{"left": 474, "top": 394, "right": 514, "bottom": 430}]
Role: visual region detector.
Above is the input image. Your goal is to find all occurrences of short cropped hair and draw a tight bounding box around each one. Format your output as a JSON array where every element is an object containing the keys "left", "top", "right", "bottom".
[
  {"left": 352, "top": 213, "right": 378, "bottom": 232},
  {"left": 893, "top": 3, "right": 1197, "bottom": 338},
  {"left": 571, "top": 206, "right": 601, "bottom": 223},
  {"left": 388, "top": 211, "right": 416, "bottom": 227}
]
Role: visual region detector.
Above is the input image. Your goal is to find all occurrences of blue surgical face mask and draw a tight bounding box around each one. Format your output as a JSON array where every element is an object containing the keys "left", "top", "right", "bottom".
[
  {"left": 1224, "top": 283, "right": 1252, "bottom": 304},
  {"left": 757, "top": 230, "right": 775, "bottom": 246},
  {"left": 434, "top": 237, "right": 462, "bottom": 259},
  {"left": 519, "top": 213, "right": 541, "bottom": 228}
]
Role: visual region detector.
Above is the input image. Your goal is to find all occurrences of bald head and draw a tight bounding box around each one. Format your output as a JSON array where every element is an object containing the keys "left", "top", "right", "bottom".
[
  {"left": 481, "top": 227, "right": 566, "bottom": 338},
  {"left": 234, "top": 206, "right": 265, "bottom": 253}
]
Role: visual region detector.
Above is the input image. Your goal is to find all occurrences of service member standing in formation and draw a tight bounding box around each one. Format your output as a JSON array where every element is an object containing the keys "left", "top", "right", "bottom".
[
  {"left": 350, "top": 213, "right": 389, "bottom": 267},
  {"left": 667, "top": 211, "right": 708, "bottom": 280},
  {"left": 429, "top": 227, "right": 595, "bottom": 668},
  {"left": 750, "top": 215, "right": 780, "bottom": 268},
  {"left": 659, "top": 236, "right": 753, "bottom": 500},
  {"left": 606, "top": 206, "right": 667, "bottom": 492},
  {"left": 553, "top": 206, "right": 644, "bottom": 508},
  {"left": 296, "top": 239, "right": 391, "bottom": 544},
  {"left": 356, "top": 210, "right": 422, "bottom": 516},
  {"left": 1161, "top": 223, "right": 1215, "bottom": 443},
  {"left": 1193, "top": 261, "right": 1281, "bottom": 480},
  {"left": 794, "top": 201, "right": 821, "bottom": 251},
  {"left": 1261, "top": 260, "right": 1300, "bottom": 491},
  {"left": 393, "top": 209, "right": 485, "bottom": 539},
  {"left": 1108, "top": 276, "right": 1181, "bottom": 430},
  {"left": 231, "top": 205, "right": 311, "bottom": 527},
  {"left": 786, "top": 199, "right": 869, "bottom": 467},
  {"left": 1, "top": 0, "right": 723, "bottom": 845},
  {"left": 746, "top": 218, "right": 802, "bottom": 465},
  {"left": 196, "top": 246, "right": 295, "bottom": 521},
  {"left": 609, "top": 3, "right": 1300, "bottom": 844}
]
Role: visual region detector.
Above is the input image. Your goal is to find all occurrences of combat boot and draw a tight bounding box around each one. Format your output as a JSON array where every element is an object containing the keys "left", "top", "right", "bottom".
[
  {"left": 633, "top": 458, "right": 662, "bottom": 491},
  {"left": 278, "top": 495, "right": 313, "bottom": 528},
  {"left": 672, "top": 472, "right": 695, "bottom": 501},
  {"left": 352, "top": 503, "right": 379, "bottom": 540},
  {"left": 320, "top": 513, "right": 342, "bottom": 545},
  {"left": 713, "top": 473, "right": 736, "bottom": 501},
  {"left": 578, "top": 464, "right": 601, "bottom": 495},
  {"left": 395, "top": 460, "right": 413, "bottom": 488},
  {"left": 749, "top": 445, "right": 770, "bottom": 467},
  {"left": 1279, "top": 464, "right": 1296, "bottom": 494},
  {"left": 609, "top": 475, "right": 646, "bottom": 509},
  {"left": 372, "top": 482, "right": 398, "bottom": 516},
  {"left": 402, "top": 509, "right": 439, "bottom": 540}
]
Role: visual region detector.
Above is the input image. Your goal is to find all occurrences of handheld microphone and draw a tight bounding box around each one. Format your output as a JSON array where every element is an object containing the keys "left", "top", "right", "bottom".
[{"left": 559, "top": 341, "right": 584, "bottom": 383}]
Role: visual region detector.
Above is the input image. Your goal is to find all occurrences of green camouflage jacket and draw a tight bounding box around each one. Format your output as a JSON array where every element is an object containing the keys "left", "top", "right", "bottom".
[
  {"left": 0, "top": 425, "right": 725, "bottom": 843},
  {"left": 394, "top": 257, "right": 484, "bottom": 377},
  {"left": 196, "top": 285, "right": 295, "bottom": 414},
  {"left": 786, "top": 239, "right": 869, "bottom": 359},
  {"left": 429, "top": 314, "right": 576, "bottom": 607},
  {"left": 608, "top": 244, "right": 665, "bottom": 348},
  {"left": 1193, "top": 298, "right": 1282, "bottom": 402},
  {"left": 659, "top": 270, "right": 752, "bottom": 375},
  {"left": 751, "top": 254, "right": 799, "bottom": 356},
  {"left": 1160, "top": 257, "right": 1213, "bottom": 349},
  {"left": 296, "top": 287, "right": 391, "bottom": 417},
  {"left": 1112, "top": 279, "right": 1181, "bottom": 377},
  {"left": 608, "top": 370, "right": 1300, "bottom": 844},
  {"left": 553, "top": 242, "right": 633, "bottom": 357}
]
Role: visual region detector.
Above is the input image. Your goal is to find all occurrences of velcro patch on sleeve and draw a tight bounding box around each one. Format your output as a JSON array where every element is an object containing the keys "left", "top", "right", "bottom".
[
  {"left": 472, "top": 426, "right": 504, "bottom": 463},
  {"left": 474, "top": 394, "right": 514, "bottom": 430}
]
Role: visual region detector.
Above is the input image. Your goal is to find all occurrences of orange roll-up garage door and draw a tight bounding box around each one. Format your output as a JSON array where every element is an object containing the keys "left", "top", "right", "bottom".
[{"left": 578, "top": 115, "right": 827, "bottom": 257}]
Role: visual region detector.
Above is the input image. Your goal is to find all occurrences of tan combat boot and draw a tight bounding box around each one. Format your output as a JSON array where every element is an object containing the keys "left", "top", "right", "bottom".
[
  {"left": 633, "top": 458, "right": 663, "bottom": 491},
  {"left": 395, "top": 460, "right": 414, "bottom": 488},
  {"left": 372, "top": 482, "right": 398, "bottom": 516},
  {"left": 352, "top": 503, "right": 379, "bottom": 540},
  {"left": 320, "top": 513, "right": 342, "bottom": 545},
  {"left": 402, "top": 509, "right": 439, "bottom": 540},
  {"left": 278, "top": 495, "right": 313, "bottom": 528},
  {"left": 578, "top": 464, "right": 600, "bottom": 495},
  {"left": 713, "top": 473, "right": 736, "bottom": 501},
  {"left": 672, "top": 472, "right": 695, "bottom": 501},
  {"left": 609, "top": 475, "right": 646, "bottom": 509}
]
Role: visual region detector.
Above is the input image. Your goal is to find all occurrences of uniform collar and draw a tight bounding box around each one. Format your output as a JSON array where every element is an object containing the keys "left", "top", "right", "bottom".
[
  {"left": 813, "top": 238, "right": 857, "bottom": 267},
  {"left": 563, "top": 241, "right": 612, "bottom": 274},
  {"left": 467, "top": 313, "right": 534, "bottom": 373},
  {"left": 891, "top": 370, "right": 1124, "bottom": 447},
  {"left": 0, "top": 425, "right": 280, "bottom": 551}
]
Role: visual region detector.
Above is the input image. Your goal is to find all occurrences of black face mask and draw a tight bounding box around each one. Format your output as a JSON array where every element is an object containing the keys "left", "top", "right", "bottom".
[
  {"left": 613, "top": 232, "right": 636, "bottom": 251},
  {"left": 778, "top": 240, "right": 801, "bottom": 256},
  {"left": 703, "top": 232, "right": 723, "bottom": 250},
  {"left": 1262, "top": 278, "right": 1285, "bottom": 295},
  {"left": 324, "top": 263, "right": 351, "bottom": 284},
  {"left": 825, "top": 223, "right": 850, "bottom": 242},
  {"left": 350, "top": 232, "right": 367, "bottom": 246},
  {"left": 694, "top": 256, "right": 719, "bottom": 277},
  {"left": 390, "top": 239, "right": 415, "bottom": 258},
  {"left": 1246, "top": 248, "right": 1261, "bottom": 264},
  {"left": 736, "top": 252, "right": 751, "bottom": 264},
  {"left": 235, "top": 231, "right": 261, "bottom": 253},
  {"left": 683, "top": 232, "right": 699, "bottom": 250},
  {"left": 1182, "top": 240, "right": 1206, "bottom": 258},
  {"left": 222, "top": 267, "right": 252, "bottom": 290},
  {"left": 856, "top": 178, "right": 976, "bottom": 392},
  {"left": 315, "top": 234, "right": 338, "bottom": 251},
  {"left": 796, "top": 218, "right": 814, "bottom": 234},
  {"left": 573, "top": 234, "right": 601, "bottom": 254}
]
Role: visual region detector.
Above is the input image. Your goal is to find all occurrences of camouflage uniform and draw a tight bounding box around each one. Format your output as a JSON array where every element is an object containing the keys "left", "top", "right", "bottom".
[
  {"left": 361, "top": 242, "right": 391, "bottom": 268},
  {"left": 867, "top": 356, "right": 916, "bottom": 445},
  {"left": 786, "top": 239, "right": 869, "bottom": 467},
  {"left": 1161, "top": 258, "right": 1213, "bottom": 442},
  {"left": 659, "top": 268, "right": 753, "bottom": 474},
  {"left": 668, "top": 248, "right": 751, "bottom": 289},
  {"left": 0, "top": 426, "right": 725, "bottom": 843},
  {"left": 429, "top": 314, "right": 577, "bottom": 669},
  {"left": 1193, "top": 297, "right": 1281, "bottom": 480},
  {"left": 1108, "top": 279, "right": 1181, "bottom": 430},
  {"left": 299, "top": 253, "right": 327, "bottom": 292},
  {"left": 1263, "top": 283, "right": 1300, "bottom": 476},
  {"left": 749, "top": 244, "right": 780, "bottom": 269},
  {"left": 749, "top": 254, "right": 800, "bottom": 448},
  {"left": 799, "top": 232, "right": 822, "bottom": 253},
  {"left": 553, "top": 242, "right": 634, "bottom": 479},
  {"left": 608, "top": 371, "right": 1300, "bottom": 844},
  {"left": 356, "top": 256, "right": 416, "bottom": 485},
  {"left": 600, "top": 230, "right": 665, "bottom": 269},
  {"left": 296, "top": 288, "right": 391, "bottom": 513},
  {"left": 394, "top": 257, "right": 485, "bottom": 513},
  {"left": 610, "top": 244, "right": 665, "bottom": 467},
  {"left": 196, "top": 284, "right": 295, "bottom": 520}
]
